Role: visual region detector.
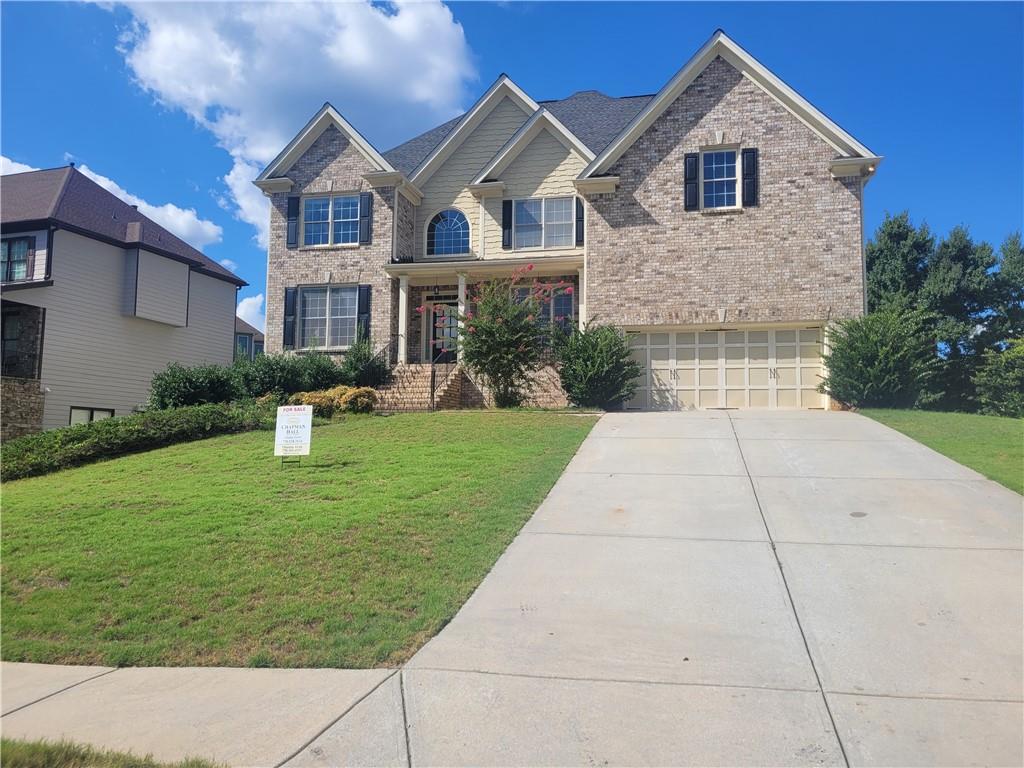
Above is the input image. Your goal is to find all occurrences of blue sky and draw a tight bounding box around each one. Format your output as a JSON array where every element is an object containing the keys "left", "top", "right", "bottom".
[{"left": 3, "top": 2, "right": 1021, "bottom": 330}]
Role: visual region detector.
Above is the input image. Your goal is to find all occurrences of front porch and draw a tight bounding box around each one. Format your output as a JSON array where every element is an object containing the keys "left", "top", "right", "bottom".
[{"left": 385, "top": 254, "right": 585, "bottom": 366}]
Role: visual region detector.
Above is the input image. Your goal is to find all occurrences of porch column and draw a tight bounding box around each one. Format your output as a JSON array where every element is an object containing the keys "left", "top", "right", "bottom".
[
  {"left": 397, "top": 274, "right": 409, "bottom": 364},
  {"left": 577, "top": 266, "right": 586, "bottom": 330},
  {"left": 457, "top": 272, "right": 467, "bottom": 330}
]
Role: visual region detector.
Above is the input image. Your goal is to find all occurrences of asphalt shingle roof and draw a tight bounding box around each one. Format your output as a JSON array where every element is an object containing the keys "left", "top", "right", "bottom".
[
  {"left": 1, "top": 166, "right": 246, "bottom": 286},
  {"left": 382, "top": 90, "right": 654, "bottom": 177}
]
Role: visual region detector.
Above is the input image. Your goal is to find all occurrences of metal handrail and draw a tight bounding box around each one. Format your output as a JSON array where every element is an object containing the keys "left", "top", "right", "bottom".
[{"left": 429, "top": 347, "right": 459, "bottom": 411}]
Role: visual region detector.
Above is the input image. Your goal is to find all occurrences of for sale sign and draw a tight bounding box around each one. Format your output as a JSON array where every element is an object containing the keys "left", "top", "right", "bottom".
[{"left": 274, "top": 405, "right": 313, "bottom": 456}]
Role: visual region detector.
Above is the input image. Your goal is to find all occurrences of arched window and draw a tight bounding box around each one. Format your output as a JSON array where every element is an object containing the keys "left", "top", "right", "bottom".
[{"left": 426, "top": 209, "right": 470, "bottom": 256}]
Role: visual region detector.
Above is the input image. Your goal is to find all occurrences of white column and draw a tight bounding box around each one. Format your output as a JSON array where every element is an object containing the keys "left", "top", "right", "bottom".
[
  {"left": 457, "top": 273, "right": 467, "bottom": 330},
  {"left": 577, "top": 266, "right": 586, "bottom": 330},
  {"left": 398, "top": 274, "right": 409, "bottom": 364}
]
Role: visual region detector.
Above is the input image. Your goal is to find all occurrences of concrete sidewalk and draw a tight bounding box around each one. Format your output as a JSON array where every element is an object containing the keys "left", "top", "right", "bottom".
[{"left": 3, "top": 411, "right": 1022, "bottom": 766}]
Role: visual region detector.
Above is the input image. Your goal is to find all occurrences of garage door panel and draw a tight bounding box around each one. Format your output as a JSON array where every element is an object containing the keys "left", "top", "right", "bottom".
[
  {"left": 699, "top": 389, "right": 720, "bottom": 408},
  {"left": 726, "top": 390, "right": 746, "bottom": 408},
  {"left": 677, "top": 389, "right": 697, "bottom": 409},
  {"left": 725, "top": 369, "right": 745, "bottom": 387},
  {"left": 801, "top": 389, "right": 823, "bottom": 408},
  {"left": 777, "top": 389, "right": 799, "bottom": 408},
  {"left": 750, "top": 368, "right": 770, "bottom": 386},
  {"left": 750, "top": 389, "right": 770, "bottom": 408},
  {"left": 676, "top": 369, "right": 695, "bottom": 387},
  {"left": 699, "top": 368, "right": 719, "bottom": 387}
]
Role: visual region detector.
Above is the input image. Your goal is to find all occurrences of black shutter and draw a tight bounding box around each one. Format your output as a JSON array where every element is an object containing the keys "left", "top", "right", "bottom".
[
  {"left": 501, "top": 200, "right": 513, "bottom": 249},
  {"left": 283, "top": 287, "right": 297, "bottom": 349},
  {"left": 575, "top": 197, "right": 584, "bottom": 246},
  {"left": 286, "top": 197, "right": 300, "bottom": 248},
  {"left": 357, "top": 284, "right": 371, "bottom": 341},
  {"left": 684, "top": 153, "right": 699, "bottom": 211},
  {"left": 358, "top": 192, "right": 373, "bottom": 245},
  {"left": 742, "top": 148, "right": 759, "bottom": 207}
]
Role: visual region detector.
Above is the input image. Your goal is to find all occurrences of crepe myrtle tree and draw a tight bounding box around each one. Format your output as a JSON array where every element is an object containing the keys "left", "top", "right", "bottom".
[{"left": 419, "top": 265, "right": 573, "bottom": 408}]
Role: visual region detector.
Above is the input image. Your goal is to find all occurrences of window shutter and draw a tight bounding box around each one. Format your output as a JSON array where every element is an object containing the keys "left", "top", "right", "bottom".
[
  {"left": 684, "top": 153, "right": 699, "bottom": 211},
  {"left": 358, "top": 192, "right": 373, "bottom": 245},
  {"left": 575, "top": 197, "right": 584, "bottom": 246},
  {"left": 283, "top": 287, "right": 297, "bottom": 349},
  {"left": 357, "top": 284, "right": 372, "bottom": 341},
  {"left": 25, "top": 235, "right": 36, "bottom": 279},
  {"left": 286, "top": 197, "right": 300, "bottom": 249},
  {"left": 501, "top": 200, "right": 513, "bottom": 249},
  {"left": 742, "top": 148, "right": 759, "bottom": 207}
]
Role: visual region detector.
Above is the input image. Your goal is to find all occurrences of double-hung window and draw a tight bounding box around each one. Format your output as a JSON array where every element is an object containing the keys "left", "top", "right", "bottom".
[
  {"left": 299, "top": 286, "right": 358, "bottom": 349},
  {"left": 1, "top": 238, "right": 31, "bottom": 282},
  {"left": 701, "top": 150, "right": 738, "bottom": 209},
  {"left": 303, "top": 195, "right": 359, "bottom": 246},
  {"left": 513, "top": 197, "right": 574, "bottom": 249},
  {"left": 514, "top": 285, "right": 574, "bottom": 342}
]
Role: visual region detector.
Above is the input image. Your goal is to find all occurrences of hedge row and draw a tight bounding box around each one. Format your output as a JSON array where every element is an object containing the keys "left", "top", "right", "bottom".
[{"left": 2, "top": 401, "right": 275, "bottom": 482}]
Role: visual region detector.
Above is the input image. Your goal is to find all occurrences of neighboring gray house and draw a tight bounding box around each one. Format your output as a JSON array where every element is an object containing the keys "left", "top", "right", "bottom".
[
  {"left": 0, "top": 165, "right": 246, "bottom": 438},
  {"left": 255, "top": 30, "right": 880, "bottom": 410},
  {"left": 234, "top": 316, "right": 265, "bottom": 360}
]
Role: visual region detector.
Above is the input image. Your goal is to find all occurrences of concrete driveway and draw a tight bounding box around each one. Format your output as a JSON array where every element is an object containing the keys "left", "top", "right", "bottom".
[{"left": 294, "top": 409, "right": 1023, "bottom": 766}]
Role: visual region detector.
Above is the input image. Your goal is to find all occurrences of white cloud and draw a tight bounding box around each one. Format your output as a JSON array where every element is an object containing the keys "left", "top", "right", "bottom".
[
  {"left": 236, "top": 293, "right": 265, "bottom": 332},
  {"left": 112, "top": 1, "right": 475, "bottom": 249},
  {"left": 219, "top": 258, "right": 239, "bottom": 272},
  {"left": 0, "top": 156, "right": 40, "bottom": 175},
  {"left": 75, "top": 163, "right": 223, "bottom": 249},
  {"left": 2, "top": 155, "right": 223, "bottom": 250}
]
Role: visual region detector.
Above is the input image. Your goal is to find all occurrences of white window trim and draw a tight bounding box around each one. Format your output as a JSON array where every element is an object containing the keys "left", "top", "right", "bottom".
[
  {"left": 300, "top": 193, "right": 361, "bottom": 249},
  {"left": 699, "top": 146, "right": 741, "bottom": 211},
  {"left": 296, "top": 284, "right": 359, "bottom": 351},
  {"left": 511, "top": 196, "right": 576, "bottom": 252},
  {"left": 69, "top": 406, "right": 114, "bottom": 425},
  {"left": 423, "top": 208, "right": 473, "bottom": 260}
]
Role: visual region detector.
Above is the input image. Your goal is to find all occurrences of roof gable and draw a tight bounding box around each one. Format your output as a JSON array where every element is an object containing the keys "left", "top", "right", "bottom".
[
  {"left": 582, "top": 30, "right": 877, "bottom": 178},
  {"left": 472, "top": 108, "right": 594, "bottom": 185},
  {"left": 255, "top": 103, "right": 394, "bottom": 189},
  {"left": 407, "top": 74, "right": 538, "bottom": 187}
]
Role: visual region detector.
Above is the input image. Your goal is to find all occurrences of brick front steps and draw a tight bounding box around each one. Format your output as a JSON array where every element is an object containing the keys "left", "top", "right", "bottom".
[{"left": 375, "top": 363, "right": 567, "bottom": 412}]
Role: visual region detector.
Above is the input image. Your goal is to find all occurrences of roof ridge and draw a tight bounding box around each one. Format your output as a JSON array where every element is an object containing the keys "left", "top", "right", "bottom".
[{"left": 46, "top": 166, "right": 75, "bottom": 219}]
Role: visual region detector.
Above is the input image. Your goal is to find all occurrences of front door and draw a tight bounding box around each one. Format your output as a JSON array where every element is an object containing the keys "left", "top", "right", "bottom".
[{"left": 429, "top": 302, "right": 458, "bottom": 363}]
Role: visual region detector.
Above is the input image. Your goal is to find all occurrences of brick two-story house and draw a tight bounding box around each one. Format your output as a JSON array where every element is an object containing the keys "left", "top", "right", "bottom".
[{"left": 255, "top": 31, "right": 879, "bottom": 410}]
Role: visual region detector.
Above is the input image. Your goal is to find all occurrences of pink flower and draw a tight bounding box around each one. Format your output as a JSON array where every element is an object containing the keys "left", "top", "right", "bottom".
[
  {"left": 467, "top": 326, "right": 476, "bottom": 334},
  {"left": 526, "top": 263, "right": 534, "bottom": 271},
  {"left": 415, "top": 305, "right": 425, "bottom": 314},
  {"left": 526, "top": 314, "right": 534, "bottom": 322},
  {"left": 465, "top": 311, "right": 474, "bottom": 320},
  {"left": 565, "top": 286, "right": 574, "bottom": 295}
]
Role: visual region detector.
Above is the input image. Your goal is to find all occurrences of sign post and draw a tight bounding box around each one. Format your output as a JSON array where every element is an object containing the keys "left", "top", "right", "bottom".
[{"left": 274, "top": 405, "right": 313, "bottom": 466}]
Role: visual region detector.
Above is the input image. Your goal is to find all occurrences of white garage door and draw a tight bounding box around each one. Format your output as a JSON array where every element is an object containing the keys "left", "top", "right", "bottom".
[{"left": 626, "top": 327, "right": 826, "bottom": 410}]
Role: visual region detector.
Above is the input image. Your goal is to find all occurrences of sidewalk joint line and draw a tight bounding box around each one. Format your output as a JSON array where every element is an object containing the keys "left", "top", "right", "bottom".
[
  {"left": 726, "top": 411, "right": 851, "bottom": 768},
  {"left": 399, "top": 670, "right": 413, "bottom": 768},
  {"left": 1, "top": 667, "right": 120, "bottom": 718},
  {"left": 826, "top": 689, "right": 1024, "bottom": 704},
  {"left": 774, "top": 540, "right": 1023, "bottom": 552},
  {"left": 272, "top": 669, "right": 399, "bottom": 768},
  {"left": 527, "top": 530, "right": 769, "bottom": 545}
]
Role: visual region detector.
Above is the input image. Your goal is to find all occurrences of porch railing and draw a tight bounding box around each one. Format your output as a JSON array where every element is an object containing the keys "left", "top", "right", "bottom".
[{"left": 429, "top": 348, "right": 459, "bottom": 411}]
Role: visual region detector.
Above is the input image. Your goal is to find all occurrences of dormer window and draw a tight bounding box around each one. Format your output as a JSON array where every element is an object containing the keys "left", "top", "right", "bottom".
[
  {"left": 701, "top": 150, "right": 738, "bottom": 209},
  {"left": 426, "top": 209, "right": 470, "bottom": 256}
]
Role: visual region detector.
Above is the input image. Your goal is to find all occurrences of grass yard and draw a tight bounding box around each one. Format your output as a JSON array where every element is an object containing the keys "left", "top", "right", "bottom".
[
  {"left": 1, "top": 412, "right": 596, "bottom": 668},
  {"left": 0, "top": 739, "right": 220, "bottom": 768},
  {"left": 863, "top": 409, "right": 1023, "bottom": 494}
]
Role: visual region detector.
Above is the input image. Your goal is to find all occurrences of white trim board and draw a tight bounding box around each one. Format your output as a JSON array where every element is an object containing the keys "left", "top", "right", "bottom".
[{"left": 581, "top": 29, "right": 877, "bottom": 179}]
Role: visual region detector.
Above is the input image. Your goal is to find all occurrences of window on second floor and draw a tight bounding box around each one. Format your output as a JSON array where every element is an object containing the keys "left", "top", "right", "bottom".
[
  {"left": 1, "top": 237, "right": 32, "bottom": 282},
  {"left": 513, "top": 197, "right": 574, "bottom": 250},
  {"left": 303, "top": 195, "right": 359, "bottom": 247},
  {"left": 426, "top": 209, "right": 470, "bottom": 256},
  {"left": 701, "top": 150, "right": 738, "bottom": 209},
  {"left": 299, "top": 285, "right": 357, "bottom": 349}
]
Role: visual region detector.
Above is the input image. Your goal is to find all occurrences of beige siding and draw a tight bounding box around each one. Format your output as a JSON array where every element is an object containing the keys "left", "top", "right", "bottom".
[
  {"left": 134, "top": 249, "right": 189, "bottom": 326},
  {"left": 482, "top": 128, "right": 587, "bottom": 259},
  {"left": 414, "top": 95, "right": 530, "bottom": 260},
  {"left": 11, "top": 230, "right": 236, "bottom": 430}
]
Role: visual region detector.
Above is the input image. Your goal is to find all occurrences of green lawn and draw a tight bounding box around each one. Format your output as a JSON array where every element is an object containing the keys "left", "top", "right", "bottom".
[
  {"left": 863, "top": 409, "right": 1023, "bottom": 494},
  {"left": 0, "top": 739, "right": 221, "bottom": 768},
  {"left": 1, "top": 412, "right": 596, "bottom": 668}
]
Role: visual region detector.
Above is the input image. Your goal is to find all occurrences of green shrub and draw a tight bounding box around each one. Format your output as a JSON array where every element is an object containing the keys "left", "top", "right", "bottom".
[
  {"left": 339, "top": 336, "right": 390, "bottom": 387},
  {"left": 1, "top": 402, "right": 274, "bottom": 481},
  {"left": 819, "top": 306, "right": 941, "bottom": 408},
  {"left": 232, "top": 353, "right": 346, "bottom": 400},
  {"left": 149, "top": 363, "right": 238, "bottom": 409},
  {"left": 973, "top": 339, "right": 1024, "bottom": 417},
  {"left": 458, "top": 267, "right": 547, "bottom": 407},
  {"left": 286, "top": 385, "right": 354, "bottom": 418},
  {"left": 555, "top": 324, "right": 642, "bottom": 409},
  {"left": 338, "top": 386, "right": 378, "bottom": 413}
]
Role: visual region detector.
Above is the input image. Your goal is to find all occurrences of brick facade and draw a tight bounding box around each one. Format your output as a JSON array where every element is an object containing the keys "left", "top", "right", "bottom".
[
  {"left": 265, "top": 125, "right": 397, "bottom": 357},
  {"left": 587, "top": 56, "right": 864, "bottom": 328}
]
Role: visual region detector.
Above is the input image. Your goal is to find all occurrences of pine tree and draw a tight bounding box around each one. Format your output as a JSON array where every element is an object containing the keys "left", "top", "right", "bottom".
[{"left": 865, "top": 212, "right": 933, "bottom": 311}]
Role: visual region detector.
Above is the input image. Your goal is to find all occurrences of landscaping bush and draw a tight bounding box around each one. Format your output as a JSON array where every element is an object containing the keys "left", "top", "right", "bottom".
[
  {"left": 338, "top": 386, "right": 378, "bottom": 414},
  {"left": 972, "top": 339, "right": 1024, "bottom": 418},
  {"left": 457, "top": 266, "right": 549, "bottom": 408},
  {"left": 287, "top": 385, "right": 353, "bottom": 418},
  {"left": 232, "top": 353, "right": 346, "bottom": 400},
  {"left": 1, "top": 402, "right": 274, "bottom": 481},
  {"left": 339, "top": 336, "right": 390, "bottom": 387},
  {"left": 819, "top": 306, "right": 941, "bottom": 408},
  {"left": 149, "top": 363, "right": 238, "bottom": 409},
  {"left": 554, "top": 324, "right": 642, "bottom": 409}
]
